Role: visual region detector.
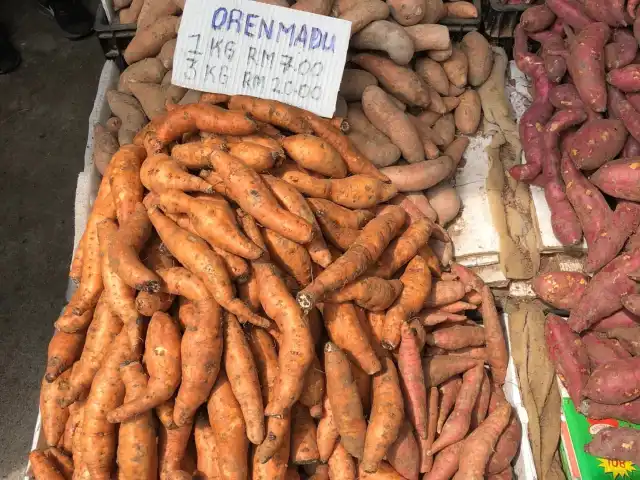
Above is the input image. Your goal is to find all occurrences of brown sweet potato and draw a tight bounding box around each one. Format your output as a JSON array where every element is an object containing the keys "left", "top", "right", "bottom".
[
  {"left": 339, "top": 0, "right": 390, "bottom": 36},
  {"left": 387, "top": 0, "right": 425, "bottom": 25},
  {"left": 380, "top": 157, "right": 454, "bottom": 192},
  {"left": 454, "top": 89, "right": 482, "bottom": 135},
  {"left": 442, "top": 48, "right": 468, "bottom": 89},
  {"left": 340, "top": 69, "right": 378, "bottom": 102},
  {"left": 567, "top": 22, "right": 611, "bottom": 113},
  {"left": 415, "top": 57, "right": 450, "bottom": 96},
  {"left": 532, "top": 271, "right": 589, "bottom": 310},
  {"left": 352, "top": 20, "right": 415, "bottom": 64},
  {"left": 361, "top": 86, "right": 424, "bottom": 163},
  {"left": 585, "top": 427, "right": 640, "bottom": 464},
  {"left": 568, "top": 119, "right": 627, "bottom": 170},
  {"left": 352, "top": 53, "right": 431, "bottom": 107},
  {"left": 124, "top": 16, "right": 179, "bottom": 64},
  {"left": 460, "top": 32, "right": 494, "bottom": 87},
  {"left": 486, "top": 412, "right": 522, "bottom": 475},
  {"left": 426, "top": 325, "right": 485, "bottom": 350},
  {"left": 404, "top": 24, "right": 450, "bottom": 52},
  {"left": 545, "top": 314, "right": 590, "bottom": 406},
  {"left": 423, "top": 355, "right": 479, "bottom": 387}
]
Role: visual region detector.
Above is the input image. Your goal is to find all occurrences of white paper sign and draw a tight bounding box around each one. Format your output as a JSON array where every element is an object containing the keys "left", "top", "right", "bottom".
[{"left": 172, "top": 0, "right": 351, "bottom": 117}]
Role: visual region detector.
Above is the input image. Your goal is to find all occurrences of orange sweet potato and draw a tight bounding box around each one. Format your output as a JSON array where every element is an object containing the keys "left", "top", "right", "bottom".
[
  {"left": 317, "top": 395, "right": 340, "bottom": 462},
  {"left": 223, "top": 312, "right": 265, "bottom": 445},
  {"left": 428, "top": 363, "right": 484, "bottom": 455},
  {"left": 141, "top": 154, "right": 214, "bottom": 194},
  {"left": 297, "top": 206, "right": 406, "bottom": 310},
  {"left": 290, "top": 403, "right": 320, "bottom": 465},
  {"left": 325, "top": 276, "right": 403, "bottom": 311},
  {"left": 382, "top": 255, "right": 432, "bottom": 350},
  {"left": 304, "top": 113, "right": 389, "bottom": 182},
  {"left": 109, "top": 145, "right": 146, "bottom": 225},
  {"left": 323, "top": 302, "right": 381, "bottom": 375},
  {"left": 437, "top": 377, "right": 462, "bottom": 434},
  {"left": 148, "top": 207, "right": 269, "bottom": 327},
  {"left": 325, "top": 342, "right": 367, "bottom": 459},
  {"left": 486, "top": 412, "right": 522, "bottom": 475},
  {"left": 45, "top": 329, "right": 85, "bottom": 383},
  {"left": 193, "top": 413, "right": 222, "bottom": 480},
  {"left": 170, "top": 138, "right": 228, "bottom": 169},
  {"left": 207, "top": 372, "right": 249, "bottom": 479},
  {"left": 426, "top": 325, "right": 485, "bottom": 350},
  {"left": 423, "top": 355, "right": 479, "bottom": 387},
  {"left": 107, "top": 312, "right": 181, "bottom": 423},
  {"left": 452, "top": 402, "right": 512, "bottom": 480},
  {"left": 283, "top": 134, "right": 347, "bottom": 178},
  {"left": 40, "top": 369, "right": 72, "bottom": 447},
  {"left": 117, "top": 361, "right": 158, "bottom": 480},
  {"left": 263, "top": 227, "right": 313, "bottom": 286},
  {"left": 29, "top": 450, "right": 66, "bottom": 480},
  {"left": 397, "top": 324, "right": 428, "bottom": 442},
  {"left": 228, "top": 95, "right": 312, "bottom": 134},
  {"left": 262, "top": 175, "right": 332, "bottom": 268}
]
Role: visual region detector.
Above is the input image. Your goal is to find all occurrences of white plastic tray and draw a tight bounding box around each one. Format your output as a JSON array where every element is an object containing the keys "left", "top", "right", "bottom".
[{"left": 25, "top": 60, "right": 537, "bottom": 479}]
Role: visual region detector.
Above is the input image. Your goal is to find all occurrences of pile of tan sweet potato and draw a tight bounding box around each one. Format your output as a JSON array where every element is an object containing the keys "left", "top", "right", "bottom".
[
  {"left": 30, "top": 91, "right": 521, "bottom": 480},
  {"left": 95, "top": 0, "right": 508, "bottom": 230}
]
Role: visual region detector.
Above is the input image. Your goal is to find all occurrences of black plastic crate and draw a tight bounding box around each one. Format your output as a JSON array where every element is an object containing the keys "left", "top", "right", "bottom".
[{"left": 94, "top": 3, "right": 136, "bottom": 70}]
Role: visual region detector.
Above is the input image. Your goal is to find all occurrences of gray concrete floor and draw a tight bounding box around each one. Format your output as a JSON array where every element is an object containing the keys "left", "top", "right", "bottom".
[{"left": 0, "top": 1, "right": 103, "bottom": 477}]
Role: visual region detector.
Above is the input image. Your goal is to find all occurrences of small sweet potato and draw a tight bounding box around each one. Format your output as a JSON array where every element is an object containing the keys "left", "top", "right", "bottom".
[
  {"left": 415, "top": 57, "right": 450, "bottom": 96},
  {"left": 124, "top": 15, "right": 180, "bottom": 64},
  {"left": 118, "top": 58, "right": 166, "bottom": 94},
  {"left": 454, "top": 89, "right": 482, "bottom": 135},
  {"left": 568, "top": 119, "right": 627, "bottom": 170},
  {"left": 545, "top": 314, "right": 590, "bottom": 406},
  {"left": 404, "top": 24, "right": 450, "bottom": 53},
  {"left": 605, "top": 29, "right": 638, "bottom": 70}
]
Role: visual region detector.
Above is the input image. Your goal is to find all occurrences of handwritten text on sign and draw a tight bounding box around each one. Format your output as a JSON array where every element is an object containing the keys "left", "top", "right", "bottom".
[{"left": 173, "top": 0, "right": 351, "bottom": 117}]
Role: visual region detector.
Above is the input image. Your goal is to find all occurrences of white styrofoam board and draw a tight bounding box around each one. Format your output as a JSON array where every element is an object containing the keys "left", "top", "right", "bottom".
[{"left": 24, "top": 60, "right": 119, "bottom": 480}]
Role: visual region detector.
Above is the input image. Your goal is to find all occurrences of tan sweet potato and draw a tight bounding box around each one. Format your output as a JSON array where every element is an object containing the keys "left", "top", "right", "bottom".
[
  {"left": 352, "top": 20, "right": 415, "bottom": 65},
  {"left": 454, "top": 89, "right": 482, "bottom": 135},
  {"left": 107, "top": 90, "right": 148, "bottom": 146},
  {"left": 423, "top": 355, "right": 479, "bottom": 387},
  {"left": 124, "top": 16, "right": 180, "bottom": 64},
  {"left": 442, "top": 48, "right": 468, "bottom": 89},
  {"left": 340, "top": 0, "right": 390, "bottom": 35},
  {"left": 118, "top": 58, "right": 166, "bottom": 94},
  {"left": 353, "top": 53, "right": 431, "bottom": 107},
  {"left": 444, "top": 1, "right": 478, "bottom": 18},
  {"left": 433, "top": 113, "right": 455, "bottom": 147},
  {"left": 461, "top": 31, "right": 494, "bottom": 86},
  {"left": 362, "top": 86, "right": 424, "bottom": 163},
  {"left": 426, "top": 183, "right": 460, "bottom": 225},
  {"left": 415, "top": 57, "right": 450, "bottom": 96},
  {"left": 405, "top": 24, "right": 450, "bottom": 52},
  {"left": 340, "top": 69, "right": 378, "bottom": 102},
  {"left": 380, "top": 157, "right": 454, "bottom": 192}
]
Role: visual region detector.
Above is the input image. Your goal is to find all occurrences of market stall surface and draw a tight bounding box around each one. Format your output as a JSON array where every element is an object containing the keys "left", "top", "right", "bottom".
[{"left": 0, "top": 1, "right": 103, "bottom": 477}]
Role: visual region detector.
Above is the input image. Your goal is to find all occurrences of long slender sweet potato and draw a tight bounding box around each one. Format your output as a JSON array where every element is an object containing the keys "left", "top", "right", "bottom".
[
  {"left": 423, "top": 441, "right": 463, "bottom": 480},
  {"left": 207, "top": 372, "right": 249, "bottom": 479},
  {"left": 308, "top": 198, "right": 373, "bottom": 230},
  {"left": 141, "top": 154, "right": 213, "bottom": 194},
  {"left": 29, "top": 450, "right": 66, "bottom": 480},
  {"left": 437, "top": 377, "right": 462, "bottom": 434},
  {"left": 397, "top": 324, "right": 428, "bottom": 440},
  {"left": 546, "top": 314, "right": 590, "bottom": 405},
  {"left": 156, "top": 267, "right": 222, "bottom": 426},
  {"left": 276, "top": 165, "right": 397, "bottom": 209},
  {"left": 386, "top": 421, "right": 419, "bottom": 480},
  {"left": 486, "top": 412, "right": 522, "bottom": 474},
  {"left": 158, "top": 404, "right": 192, "bottom": 480},
  {"left": 193, "top": 414, "right": 221, "bottom": 480},
  {"left": 317, "top": 395, "right": 339, "bottom": 462},
  {"left": 383, "top": 255, "right": 432, "bottom": 350},
  {"left": 569, "top": 250, "right": 640, "bottom": 332},
  {"left": 362, "top": 356, "right": 404, "bottom": 472},
  {"left": 223, "top": 312, "right": 264, "bottom": 445},
  {"left": 585, "top": 427, "right": 640, "bottom": 464},
  {"left": 62, "top": 297, "right": 122, "bottom": 406},
  {"left": 325, "top": 342, "right": 367, "bottom": 459},
  {"left": 297, "top": 206, "right": 406, "bottom": 310},
  {"left": 372, "top": 218, "right": 434, "bottom": 278},
  {"left": 380, "top": 157, "right": 454, "bottom": 193},
  {"left": 228, "top": 95, "right": 312, "bottom": 134},
  {"left": 108, "top": 312, "right": 181, "bottom": 423},
  {"left": 428, "top": 364, "right": 484, "bottom": 455},
  {"left": 82, "top": 331, "right": 135, "bottom": 479},
  {"left": 117, "top": 361, "right": 157, "bottom": 480},
  {"left": 452, "top": 403, "right": 512, "bottom": 480},
  {"left": 148, "top": 207, "right": 269, "bottom": 327},
  {"left": 40, "top": 369, "right": 72, "bottom": 447}
]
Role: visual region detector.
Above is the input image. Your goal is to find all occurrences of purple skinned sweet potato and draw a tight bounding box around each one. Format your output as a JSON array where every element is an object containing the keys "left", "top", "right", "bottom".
[
  {"left": 591, "top": 158, "right": 640, "bottom": 201},
  {"left": 585, "top": 427, "right": 640, "bottom": 463},
  {"left": 583, "top": 357, "right": 640, "bottom": 404},
  {"left": 567, "top": 119, "right": 628, "bottom": 170}
]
